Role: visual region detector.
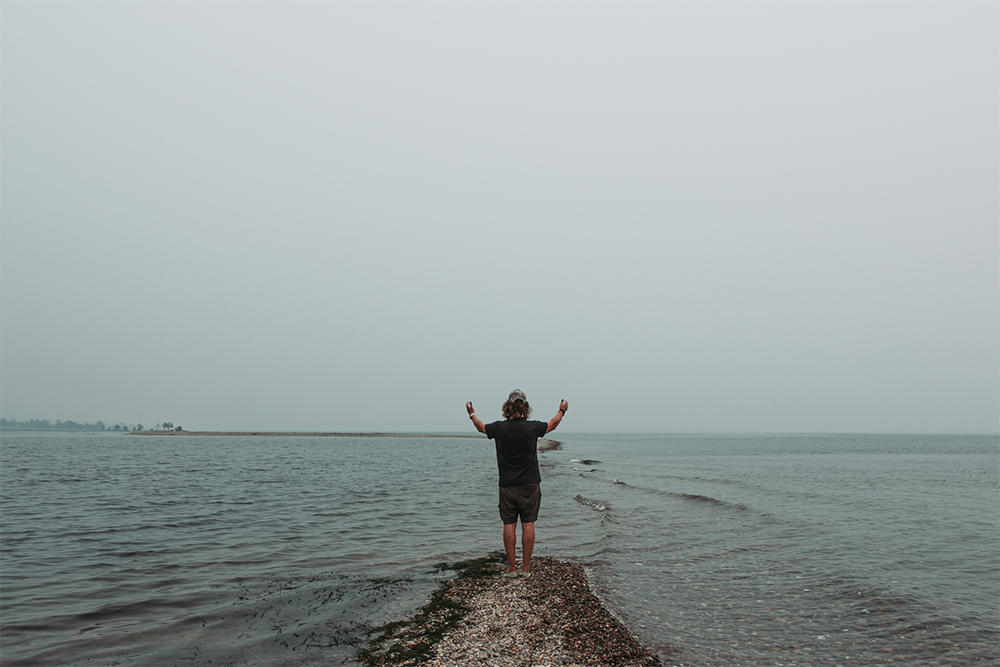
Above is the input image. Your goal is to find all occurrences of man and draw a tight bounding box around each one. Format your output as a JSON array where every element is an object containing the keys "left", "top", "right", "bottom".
[{"left": 466, "top": 390, "right": 569, "bottom": 579}]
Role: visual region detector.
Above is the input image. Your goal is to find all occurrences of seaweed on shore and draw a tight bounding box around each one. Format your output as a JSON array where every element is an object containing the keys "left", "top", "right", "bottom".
[{"left": 357, "top": 553, "right": 505, "bottom": 666}]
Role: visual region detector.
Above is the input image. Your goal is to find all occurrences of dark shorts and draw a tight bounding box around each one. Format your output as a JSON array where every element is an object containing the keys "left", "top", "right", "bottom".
[{"left": 498, "top": 484, "right": 541, "bottom": 525}]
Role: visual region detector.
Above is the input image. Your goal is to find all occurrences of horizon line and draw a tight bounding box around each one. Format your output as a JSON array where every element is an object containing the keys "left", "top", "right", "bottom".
[{"left": 2, "top": 427, "right": 997, "bottom": 437}]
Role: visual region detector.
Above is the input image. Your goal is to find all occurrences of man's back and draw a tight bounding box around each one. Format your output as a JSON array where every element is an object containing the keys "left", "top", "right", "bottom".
[{"left": 485, "top": 418, "right": 548, "bottom": 487}]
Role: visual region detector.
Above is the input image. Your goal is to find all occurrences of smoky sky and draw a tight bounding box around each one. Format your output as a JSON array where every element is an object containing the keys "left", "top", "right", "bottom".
[{"left": 2, "top": 2, "right": 997, "bottom": 434}]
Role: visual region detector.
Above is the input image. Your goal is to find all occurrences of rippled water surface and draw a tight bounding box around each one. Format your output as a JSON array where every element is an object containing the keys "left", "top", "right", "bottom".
[{"left": 2, "top": 432, "right": 997, "bottom": 666}]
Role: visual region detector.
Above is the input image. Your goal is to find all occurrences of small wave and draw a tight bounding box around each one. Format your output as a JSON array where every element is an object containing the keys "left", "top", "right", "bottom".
[
  {"left": 572, "top": 467, "right": 597, "bottom": 472},
  {"left": 570, "top": 458, "right": 601, "bottom": 465},
  {"left": 575, "top": 495, "right": 610, "bottom": 511},
  {"left": 677, "top": 493, "right": 748, "bottom": 510}
]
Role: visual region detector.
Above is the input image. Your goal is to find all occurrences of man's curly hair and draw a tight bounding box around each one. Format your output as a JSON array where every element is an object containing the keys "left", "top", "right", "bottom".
[{"left": 502, "top": 399, "right": 531, "bottom": 420}]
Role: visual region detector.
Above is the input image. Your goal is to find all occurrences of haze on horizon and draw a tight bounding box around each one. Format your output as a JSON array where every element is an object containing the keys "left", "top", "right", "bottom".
[{"left": 2, "top": 3, "right": 997, "bottom": 435}]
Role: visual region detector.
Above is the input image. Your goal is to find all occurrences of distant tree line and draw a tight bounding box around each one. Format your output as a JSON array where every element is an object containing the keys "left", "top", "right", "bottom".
[
  {"left": 0, "top": 419, "right": 183, "bottom": 432},
  {"left": 0, "top": 418, "right": 107, "bottom": 430}
]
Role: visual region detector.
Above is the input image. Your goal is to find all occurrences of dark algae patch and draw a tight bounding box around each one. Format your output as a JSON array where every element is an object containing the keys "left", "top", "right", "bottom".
[{"left": 358, "top": 553, "right": 506, "bottom": 665}]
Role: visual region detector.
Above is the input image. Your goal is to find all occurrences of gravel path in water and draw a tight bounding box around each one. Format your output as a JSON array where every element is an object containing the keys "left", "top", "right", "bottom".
[{"left": 362, "top": 556, "right": 670, "bottom": 667}]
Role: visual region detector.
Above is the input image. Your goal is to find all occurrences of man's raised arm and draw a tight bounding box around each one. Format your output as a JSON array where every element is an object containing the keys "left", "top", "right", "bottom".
[
  {"left": 466, "top": 401, "right": 487, "bottom": 435},
  {"left": 546, "top": 400, "right": 569, "bottom": 433}
]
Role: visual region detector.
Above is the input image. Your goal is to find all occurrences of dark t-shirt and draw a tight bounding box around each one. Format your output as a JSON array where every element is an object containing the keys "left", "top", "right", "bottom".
[{"left": 484, "top": 418, "right": 548, "bottom": 487}]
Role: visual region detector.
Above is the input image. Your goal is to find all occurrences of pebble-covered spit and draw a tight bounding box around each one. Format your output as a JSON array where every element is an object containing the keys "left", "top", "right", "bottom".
[{"left": 361, "top": 555, "right": 671, "bottom": 666}]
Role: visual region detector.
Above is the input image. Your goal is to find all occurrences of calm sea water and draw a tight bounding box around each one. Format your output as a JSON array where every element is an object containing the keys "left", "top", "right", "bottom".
[{"left": 1, "top": 431, "right": 997, "bottom": 666}]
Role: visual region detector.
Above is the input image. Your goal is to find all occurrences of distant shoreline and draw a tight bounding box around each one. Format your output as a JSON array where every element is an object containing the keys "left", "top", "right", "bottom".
[
  {"left": 127, "top": 431, "right": 484, "bottom": 438},
  {"left": 124, "top": 431, "right": 563, "bottom": 450},
  {"left": 6, "top": 428, "right": 562, "bottom": 450}
]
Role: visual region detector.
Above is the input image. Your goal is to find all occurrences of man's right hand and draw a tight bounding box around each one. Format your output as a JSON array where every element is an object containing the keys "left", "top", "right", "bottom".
[{"left": 466, "top": 402, "right": 486, "bottom": 435}]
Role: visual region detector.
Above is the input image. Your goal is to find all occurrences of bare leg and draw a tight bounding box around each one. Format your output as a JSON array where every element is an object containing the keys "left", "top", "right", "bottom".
[
  {"left": 521, "top": 522, "right": 535, "bottom": 572},
  {"left": 503, "top": 523, "right": 517, "bottom": 572}
]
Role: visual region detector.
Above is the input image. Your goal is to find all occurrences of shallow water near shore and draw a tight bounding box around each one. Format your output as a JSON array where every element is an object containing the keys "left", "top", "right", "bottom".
[{"left": 2, "top": 432, "right": 997, "bottom": 665}]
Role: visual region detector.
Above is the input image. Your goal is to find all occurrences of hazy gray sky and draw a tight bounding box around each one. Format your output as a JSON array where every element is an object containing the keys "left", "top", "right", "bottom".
[{"left": 2, "top": 2, "right": 997, "bottom": 434}]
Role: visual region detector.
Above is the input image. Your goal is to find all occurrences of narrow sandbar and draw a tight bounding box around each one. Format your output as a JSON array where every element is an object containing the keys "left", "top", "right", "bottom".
[{"left": 360, "top": 554, "right": 668, "bottom": 666}]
